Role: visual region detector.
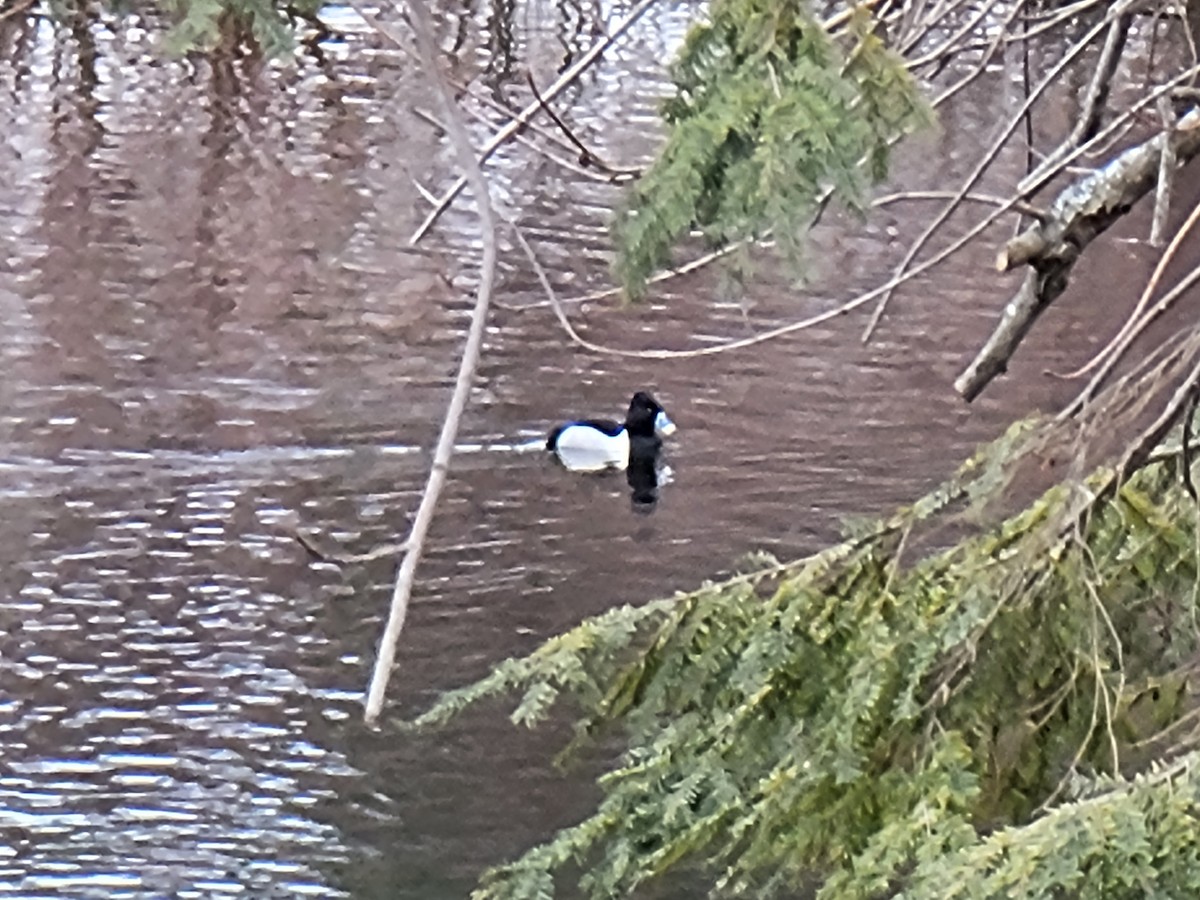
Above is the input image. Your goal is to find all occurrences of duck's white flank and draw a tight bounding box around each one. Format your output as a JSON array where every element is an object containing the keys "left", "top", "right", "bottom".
[{"left": 553, "top": 425, "right": 630, "bottom": 472}]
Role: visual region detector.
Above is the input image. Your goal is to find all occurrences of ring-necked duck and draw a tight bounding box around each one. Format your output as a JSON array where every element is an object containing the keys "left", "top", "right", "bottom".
[{"left": 546, "top": 391, "right": 676, "bottom": 473}]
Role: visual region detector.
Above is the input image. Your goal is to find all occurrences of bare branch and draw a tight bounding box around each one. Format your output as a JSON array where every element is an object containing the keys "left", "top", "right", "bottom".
[
  {"left": 862, "top": 3, "right": 1120, "bottom": 341},
  {"left": 350, "top": 0, "right": 499, "bottom": 724},
  {"left": 524, "top": 72, "right": 637, "bottom": 178},
  {"left": 0, "top": 0, "right": 36, "bottom": 23},
  {"left": 1065, "top": 258, "right": 1200, "bottom": 418},
  {"left": 1150, "top": 95, "right": 1176, "bottom": 245},
  {"left": 413, "top": 106, "right": 622, "bottom": 184},
  {"left": 1061, "top": 180, "right": 1200, "bottom": 382},
  {"left": 447, "top": 76, "right": 609, "bottom": 161},
  {"left": 957, "top": 107, "right": 1200, "bottom": 402},
  {"left": 1115, "top": 343, "right": 1200, "bottom": 480},
  {"left": 1075, "top": 14, "right": 1132, "bottom": 145},
  {"left": 408, "top": 0, "right": 659, "bottom": 244}
]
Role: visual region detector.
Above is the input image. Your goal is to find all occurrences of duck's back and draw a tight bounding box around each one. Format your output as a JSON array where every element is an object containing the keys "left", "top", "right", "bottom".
[{"left": 547, "top": 419, "right": 628, "bottom": 471}]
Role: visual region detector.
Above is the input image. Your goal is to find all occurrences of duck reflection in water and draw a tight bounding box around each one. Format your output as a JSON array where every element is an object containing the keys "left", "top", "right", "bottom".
[{"left": 546, "top": 391, "right": 676, "bottom": 512}]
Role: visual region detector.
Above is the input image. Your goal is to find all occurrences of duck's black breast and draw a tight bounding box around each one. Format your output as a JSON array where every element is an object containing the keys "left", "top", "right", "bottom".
[
  {"left": 626, "top": 435, "right": 664, "bottom": 510},
  {"left": 628, "top": 432, "right": 662, "bottom": 454},
  {"left": 546, "top": 417, "right": 624, "bottom": 450}
]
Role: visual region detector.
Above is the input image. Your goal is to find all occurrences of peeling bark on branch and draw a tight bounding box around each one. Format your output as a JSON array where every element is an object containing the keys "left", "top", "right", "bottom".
[{"left": 956, "top": 107, "right": 1200, "bottom": 402}]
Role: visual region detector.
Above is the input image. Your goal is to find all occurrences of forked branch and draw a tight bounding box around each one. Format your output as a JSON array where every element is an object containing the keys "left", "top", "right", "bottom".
[{"left": 956, "top": 106, "right": 1200, "bottom": 402}]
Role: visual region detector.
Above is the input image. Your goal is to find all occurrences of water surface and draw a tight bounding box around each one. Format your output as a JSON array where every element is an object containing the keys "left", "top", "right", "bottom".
[{"left": 0, "top": 2, "right": 1179, "bottom": 896}]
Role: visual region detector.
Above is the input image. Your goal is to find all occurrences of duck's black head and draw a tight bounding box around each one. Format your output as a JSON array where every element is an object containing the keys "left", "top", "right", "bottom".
[{"left": 625, "top": 391, "right": 673, "bottom": 438}]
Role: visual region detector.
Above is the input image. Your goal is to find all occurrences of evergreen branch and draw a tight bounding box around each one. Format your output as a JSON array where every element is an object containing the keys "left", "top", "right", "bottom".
[
  {"left": 427, "top": 403, "right": 1200, "bottom": 896},
  {"left": 612, "top": 0, "right": 930, "bottom": 297},
  {"left": 905, "top": 751, "right": 1200, "bottom": 899}
]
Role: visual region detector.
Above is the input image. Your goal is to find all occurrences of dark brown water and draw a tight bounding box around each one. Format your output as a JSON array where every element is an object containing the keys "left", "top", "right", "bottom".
[{"left": 0, "top": 3, "right": 1181, "bottom": 897}]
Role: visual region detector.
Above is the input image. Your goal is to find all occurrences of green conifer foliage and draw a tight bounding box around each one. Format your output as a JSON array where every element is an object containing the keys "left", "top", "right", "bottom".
[
  {"left": 413, "top": 421, "right": 1200, "bottom": 898},
  {"left": 154, "top": 0, "right": 320, "bottom": 53},
  {"left": 56, "top": 0, "right": 320, "bottom": 53},
  {"left": 613, "top": 0, "right": 930, "bottom": 296}
]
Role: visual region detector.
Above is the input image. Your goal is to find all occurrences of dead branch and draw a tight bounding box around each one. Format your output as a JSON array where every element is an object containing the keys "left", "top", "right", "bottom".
[
  {"left": 1184, "top": 392, "right": 1199, "bottom": 502},
  {"left": 956, "top": 107, "right": 1200, "bottom": 402},
  {"left": 1116, "top": 343, "right": 1200, "bottom": 481},
  {"left": 447, "top": 76, "right": 604, "bottom": 161},
  {"left": 1151, "top": 95, "right": 1176, "bottom": 245},
  {"left": 862, "top": 3, "right": 1117, "bottom": 341},
  {"left": 293, "top": 528, "right": 408, "bottom": 565},
  {"left": 1065, "top": 261, "right": 1200, "bottom": 417},
  {"left": 351, "top": 0, "right": 499, "bottom": 724},
  {"left": 1076, "top": 14, "right": 1132, "bottom": 145},
  {"left": 413, "top": 106, "right": 619, "bottom": 184},
  {"left": 0, "top": 0, "right": 36, "bottom": 23},
  {"left": 1061, "top": 190, "right": 1200, "bottom": 386},
  {"left": 524, "top": 72, "right": 637, "bottom": 178}
]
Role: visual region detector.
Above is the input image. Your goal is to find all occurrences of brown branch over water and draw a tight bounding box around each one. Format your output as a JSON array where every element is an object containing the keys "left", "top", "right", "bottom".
[
  {"left": 956, "top": 106, "right": 1200, "bottom": 402},
  {"left": 524, "top": 72, "right": 637, "bottom": 178},
  {"left": 0, "top": 0, "right": 36, "bottom": 22},
  {"left": 861, "top": 3, "right": 1120, "bottom": 342},
  {"left": 348, "top": 0, "right": 499, "bottom": 724}
]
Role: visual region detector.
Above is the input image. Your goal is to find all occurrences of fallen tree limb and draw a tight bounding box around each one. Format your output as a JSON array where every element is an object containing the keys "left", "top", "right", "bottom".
[
  {"left": 350, "top": 0, "right": 499, "bottom": 724},
  {"left": 955, "top": 106, "right": 1200, "bottom": 402}
]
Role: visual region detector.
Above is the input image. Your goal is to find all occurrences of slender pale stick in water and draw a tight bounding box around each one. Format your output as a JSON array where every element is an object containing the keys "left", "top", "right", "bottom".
[{"left": 349, "top": 0, "right": 499, "bottom": 724}]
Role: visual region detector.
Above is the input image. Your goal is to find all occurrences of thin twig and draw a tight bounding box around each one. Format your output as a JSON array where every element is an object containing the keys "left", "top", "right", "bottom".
[
  {"left": 872, "top": 189, "right": 1046, "bottom": 219},
  {"left": 524, "top": 71, "right": 635, "bottom": 177},
  {"left": 1184, "top": 391, "right": 1200, "bottom": 503},
  {"left": 294, "top": 529, "right": 410, "bottom": 564},
  {"left": 1078, "top": 536, "right": 1124, "bottom": 775},
  {"left": 0, "top": 0, "right": 36, "bottom": 23},
  {"left": 906, "top": 0, "right": 1108, "bottom": 73},
  {"left": 408, "top": 0, "right": 659, "bottom": 244},
  {"left": 862, "top": 3, "right": 1122, "bottom": 342},
  {"left": 1035, "top": 600, "right": 1103, "bottom": 815},
  {"left": 352, "top": 0, "right": 499, "bottom": 724},
  {"left": 447, "top": 76, "right": 604, "bottom": 161},
  {"left": 1064, "top": 250, "right": 1200, "bottom": 421},
  {"left": 902, "top": 0, "right": 1007, "bottom": 63},
  {"left": 1074, "top": 15, "right": 1132, "bottom": 145},
  {"left": 414, "top": 105, "right": 622, "bottom": 184},
  {"left": 1150, "top": 94, "right": 1176, "bottom": 246},
  {"left": 525, "top": 237, "right": 768, "bottom": 310},
  {"left": 1115, "top": 347, "right": 1200, "bottom": 483},
  {"left": 1058, "top": 195, "right": 1200, "bottom": 384}
]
